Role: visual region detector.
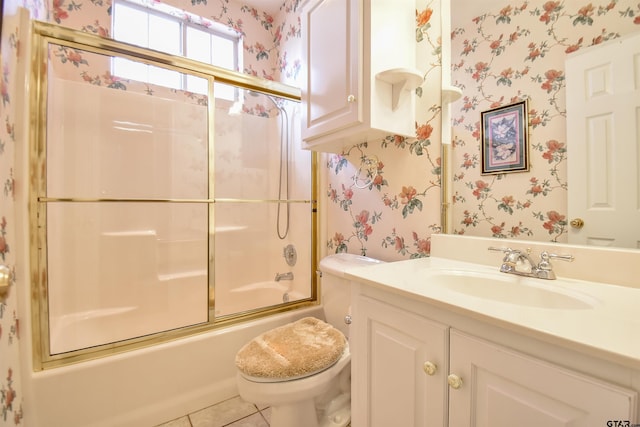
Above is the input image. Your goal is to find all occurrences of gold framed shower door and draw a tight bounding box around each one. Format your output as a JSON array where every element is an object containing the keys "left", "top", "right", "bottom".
[{"left": 28, "top": 21, "right": 319, "bottom": 370}]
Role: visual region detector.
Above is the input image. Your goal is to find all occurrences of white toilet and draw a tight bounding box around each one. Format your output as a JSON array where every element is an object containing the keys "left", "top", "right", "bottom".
[{"left": 235, "top": 253, "right": 383, "bottom": 427}]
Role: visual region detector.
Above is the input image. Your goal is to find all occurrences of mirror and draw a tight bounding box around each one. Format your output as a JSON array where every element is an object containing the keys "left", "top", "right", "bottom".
[{"left": 443, "top": 0, "right": 640, "bottom": 250}]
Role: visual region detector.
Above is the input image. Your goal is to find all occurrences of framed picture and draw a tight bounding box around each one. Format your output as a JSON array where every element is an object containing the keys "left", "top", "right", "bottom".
[{"left": 480, "top": 100, "right": 529, "bottom": 175}]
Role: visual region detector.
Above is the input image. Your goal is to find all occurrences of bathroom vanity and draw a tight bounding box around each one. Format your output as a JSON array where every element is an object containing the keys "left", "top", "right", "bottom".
[{"left": 347, "top": 235, "right": 640, "bottom": 426}]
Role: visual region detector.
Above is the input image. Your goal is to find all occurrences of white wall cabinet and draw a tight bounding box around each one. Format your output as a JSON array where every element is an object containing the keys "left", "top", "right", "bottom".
[
  {"left": 300, "top": 0, "right": 421, "bottom": 153},
  {"left": 351, "top": 285, "right": 638, "bottom": 426}
]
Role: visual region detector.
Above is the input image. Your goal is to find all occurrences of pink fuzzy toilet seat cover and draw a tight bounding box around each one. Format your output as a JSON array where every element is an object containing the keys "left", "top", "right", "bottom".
[{"left": 235, "top": 317, "right": 347, "bottom": 380}]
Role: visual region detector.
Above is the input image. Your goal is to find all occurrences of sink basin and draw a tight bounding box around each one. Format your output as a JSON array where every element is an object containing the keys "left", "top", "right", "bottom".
[{"left": 427, "top": 270, "right": 599, "bottom": 310}]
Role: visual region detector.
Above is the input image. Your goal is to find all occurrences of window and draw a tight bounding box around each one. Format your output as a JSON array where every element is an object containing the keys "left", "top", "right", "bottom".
[{"left": 112, "top": 0, "right": 240, "bottom": 98}]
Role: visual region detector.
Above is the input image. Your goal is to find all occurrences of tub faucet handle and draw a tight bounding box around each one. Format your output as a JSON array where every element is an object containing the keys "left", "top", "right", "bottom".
[{"left": 275, "top": 272, "right": 294, "bottom": 282}]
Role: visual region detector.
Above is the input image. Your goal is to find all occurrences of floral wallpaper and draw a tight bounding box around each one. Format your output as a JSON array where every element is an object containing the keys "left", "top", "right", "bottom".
[
  {"left": 324, "top": 1, "right": 444, "bottom": 261},
  {"left": 1, "top": 1, "right": 46, "bottom": 423},
  {"left": 450, "top": 0, "right": 640, "bottom": 242}
]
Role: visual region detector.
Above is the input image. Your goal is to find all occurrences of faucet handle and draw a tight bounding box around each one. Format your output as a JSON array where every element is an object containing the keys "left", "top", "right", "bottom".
[
  {"left": 488, "top": 246, "right": 521, "bottom": 264},
  {"left": 538, "top": 251, "right": 574, "bottom": 270},
  {"left": 488, "top": 246, "right": 512, "bottom": 253},
  {"left": 488, "top": 247, "right": 520, "bottom": 271}
]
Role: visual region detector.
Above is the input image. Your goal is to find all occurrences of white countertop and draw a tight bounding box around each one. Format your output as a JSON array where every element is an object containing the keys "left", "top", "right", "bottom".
[{"left": 345, "top": 256, "right": 640, "bottom": 370}]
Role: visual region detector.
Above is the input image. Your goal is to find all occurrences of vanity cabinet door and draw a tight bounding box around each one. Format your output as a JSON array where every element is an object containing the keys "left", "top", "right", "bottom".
[
  {"left": 448, "top": 330, "right": 637, "bottom": 427},
  {"left": 352, "top": 294, "right": 449, "bottom": 427}
]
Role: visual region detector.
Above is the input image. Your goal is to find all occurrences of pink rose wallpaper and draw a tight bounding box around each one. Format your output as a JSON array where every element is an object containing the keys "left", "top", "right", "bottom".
[{"left": 450, "top": 0, "right": 639, "bottom": 242}]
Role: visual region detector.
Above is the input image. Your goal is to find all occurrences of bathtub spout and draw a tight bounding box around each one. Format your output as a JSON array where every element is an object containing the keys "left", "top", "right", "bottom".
[{"left": 275, "top": 272, "right": 294, "bottom": 282}]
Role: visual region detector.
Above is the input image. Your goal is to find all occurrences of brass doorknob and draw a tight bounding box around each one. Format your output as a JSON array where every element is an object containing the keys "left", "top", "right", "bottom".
[
  {"left": 0, "top": 265, "right": 10, "bottom": 299},
  {"left": 570, "top": 218, "right": 584, "bottom": 229}
]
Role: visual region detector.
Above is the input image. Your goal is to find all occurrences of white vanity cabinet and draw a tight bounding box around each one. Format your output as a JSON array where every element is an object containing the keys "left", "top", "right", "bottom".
[
  {"left": 300, "top": 0, "right": 421, "bottom": 152},
  {"left": 351, "top": 283, "right": 638, "bottom": 427}
]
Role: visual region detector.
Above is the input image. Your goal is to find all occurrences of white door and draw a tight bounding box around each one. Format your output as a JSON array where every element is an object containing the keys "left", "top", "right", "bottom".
[{"left": 566, "top": 32, "right": 640, "bottom": 248}]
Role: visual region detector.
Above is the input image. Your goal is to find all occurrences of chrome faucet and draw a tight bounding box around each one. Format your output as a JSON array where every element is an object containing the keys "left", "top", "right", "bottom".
[
  {"left": 488, "top": 247, "right": 573, "bottom": 280},
  {"left": 275, "top": 272, "right": 294, "bottom": 282}
]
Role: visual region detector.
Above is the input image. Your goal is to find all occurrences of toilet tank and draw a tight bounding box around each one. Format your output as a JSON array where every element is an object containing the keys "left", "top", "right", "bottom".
[{"left": 319, "top": 253, "right": 384, "bottom": 337}]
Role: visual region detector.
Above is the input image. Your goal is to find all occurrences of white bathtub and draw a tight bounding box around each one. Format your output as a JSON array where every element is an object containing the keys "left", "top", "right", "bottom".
[
  {"left": 23, "top": 305, "right": 323, "bottom": 427},
  {"left": 215, "top": 280, "right": 307, "bottom": 317},
  {"left": 49, "top": 278, "right": 309, "bottom": 355},
  {"left": 48, "top": 268, "right": 210, "bottom": 355},
  {"left": 49, "top": 306, "right": 139, "bottom": 354}
]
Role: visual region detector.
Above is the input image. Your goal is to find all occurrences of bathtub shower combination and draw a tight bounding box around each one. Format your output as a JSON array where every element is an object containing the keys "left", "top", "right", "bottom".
[{"left": 30, "top": 23, "right": 316, "bottom": 364}]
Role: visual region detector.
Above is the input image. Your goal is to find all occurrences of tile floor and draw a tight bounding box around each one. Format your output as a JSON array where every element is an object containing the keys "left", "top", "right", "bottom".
[
  {"left": 155, "top": 395, "right": 352, "bottom": 427},
  {"left": 155, "top": 396, "right": 271, "bottom": 427}
]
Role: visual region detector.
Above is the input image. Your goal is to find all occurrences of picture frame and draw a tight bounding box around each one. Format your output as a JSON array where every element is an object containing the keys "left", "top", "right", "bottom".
[{"left": 480, "top": 99, "right": 529, "bottom": 175}]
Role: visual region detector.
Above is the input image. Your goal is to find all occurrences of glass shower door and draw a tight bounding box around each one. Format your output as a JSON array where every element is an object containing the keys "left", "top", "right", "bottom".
[
  {"left": 43, "top": 43, "right": 211, "bottom": 354},
  {"left": 212, "top": 87, "right": 314, "bottom": 318},
  {"left": 30, "top": 23, "right": 312, "bottom": 368}
]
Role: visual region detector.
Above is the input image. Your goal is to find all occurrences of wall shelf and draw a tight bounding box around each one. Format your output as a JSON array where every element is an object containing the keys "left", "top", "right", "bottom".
[
  {"left": 442, "top": 85, "right": 463, "bottom": 104},
  {"left": 376, "top": 67, "right": 423, "bottom": 110}
]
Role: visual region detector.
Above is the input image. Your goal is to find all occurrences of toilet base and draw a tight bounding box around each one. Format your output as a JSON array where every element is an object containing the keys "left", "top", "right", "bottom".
[
  {"left": 317, "top": 392, "right": 351, "bottom": 427},
  {"left": 268, "top": 395, "right": 351, "bottom": 427},
  {"left": 270, "top": 399, "right": 319, "bottom": 427}
]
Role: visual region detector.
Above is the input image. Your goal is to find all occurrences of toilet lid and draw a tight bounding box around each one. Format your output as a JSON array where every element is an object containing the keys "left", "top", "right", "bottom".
[{"left": 235, "top": 317, "right": 347, "bottom": 381}]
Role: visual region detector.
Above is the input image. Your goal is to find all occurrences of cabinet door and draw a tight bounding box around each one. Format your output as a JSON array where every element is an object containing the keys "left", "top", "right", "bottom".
[
  {"left": 449, "top": 330, "right": 637, "bottom": 427},
  {"left": 352, "top": 294, "right": 448, "bottom": 427},
  {"left": 301, "top": 0, "right": 361, "bottom": 140}
]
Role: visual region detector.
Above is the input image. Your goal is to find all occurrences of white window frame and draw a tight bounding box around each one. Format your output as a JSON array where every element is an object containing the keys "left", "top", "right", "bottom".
[{"left": 111, "top": 0, "right": 242, "bottom": 96}]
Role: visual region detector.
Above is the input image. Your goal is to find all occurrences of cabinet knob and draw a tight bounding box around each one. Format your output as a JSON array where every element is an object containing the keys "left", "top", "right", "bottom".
[
  {"left": 423, "top": 361, "right": 437, "bottom": 376},
  {"left": 447, "top": 374, "right": 463, "bottom": 389},
  {"left": 347, "top": 94, "right": 356, "bottom": 103},
  {"left": 344, "top": 314, "right": 352, "bottom": 325}
]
